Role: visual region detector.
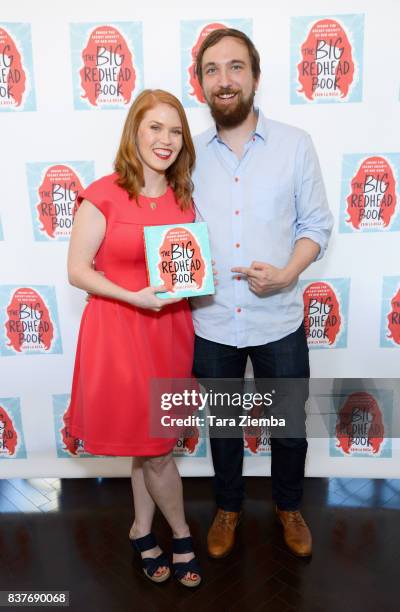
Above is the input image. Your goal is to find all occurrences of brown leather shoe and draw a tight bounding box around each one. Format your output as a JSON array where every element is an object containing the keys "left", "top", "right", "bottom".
[
  {"left": 276, "top": 507, "right": 312, "bottom": 557},
  {"left": 207, "top": 509, "right": 241, "bottom": 559}
]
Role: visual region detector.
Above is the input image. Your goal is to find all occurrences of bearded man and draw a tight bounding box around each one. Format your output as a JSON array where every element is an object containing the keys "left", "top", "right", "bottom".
[{"left": 190, "top": 28, "right": 333, "bottom": 559}]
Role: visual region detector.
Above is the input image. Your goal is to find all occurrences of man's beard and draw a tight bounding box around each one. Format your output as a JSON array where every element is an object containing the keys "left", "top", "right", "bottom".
[{"left": 207, "top": 87, "right": 256, "bottom": 128}]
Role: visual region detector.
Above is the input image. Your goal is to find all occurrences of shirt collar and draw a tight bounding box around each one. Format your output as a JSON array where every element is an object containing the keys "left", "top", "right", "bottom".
[
  {"left": 253, "top": 108, "right": 267, "bottom": 142},
  {"left": 205, "top": 107, "right": 267, "bottom": 146}
]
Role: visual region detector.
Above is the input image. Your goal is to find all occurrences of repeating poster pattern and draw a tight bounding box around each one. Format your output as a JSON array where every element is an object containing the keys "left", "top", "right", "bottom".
[
  {"left": 180, "top": 18, "right": 252, "bottom": 108},
  {"left": 339, "top": 153, "right": 400, "bottom": 233},
  {"left": 70, "top": 22, "right": 143, "bottom": 110},
  {"left": 330, "top": 389, "right": 392, "bottom": 458},
  {"left": 26, "top": 161, "right": 95, "bottom": 241},
  {"left": 0, "top": 23, "right": 36, "bottom": 111},
  {"left": 173, "top": 418, "right": 207, "bottom": 457},
  {"left": 53, "top": 394, "right": 96, "bottom": 458},
  {"left": 244, "top": 423, "right": 271, "bottom": 457},
  {"left": 0, "top": 285, "right": 62, "bottom": 356},
  {"left": 301, "top": 278, "right": 350, "bottom": 349},
  {"left": 290, "top": 14, "right": 364, "bottom": 104},
  {"left": 0, "top": 397, "right": 27, "bottom": 459},
  {"left": 380, "top": 277, "right": 400, "bottom": 348}
]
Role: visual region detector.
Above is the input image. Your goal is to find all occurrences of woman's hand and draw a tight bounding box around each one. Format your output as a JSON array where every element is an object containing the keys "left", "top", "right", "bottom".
[{"left": 130, "top": 285, "right": 182, "bottom": 312}]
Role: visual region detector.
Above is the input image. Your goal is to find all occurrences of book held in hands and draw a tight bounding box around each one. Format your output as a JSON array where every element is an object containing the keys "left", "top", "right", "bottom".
[{"left": 143, "top": 222, "right": 215, "bottom": 299}]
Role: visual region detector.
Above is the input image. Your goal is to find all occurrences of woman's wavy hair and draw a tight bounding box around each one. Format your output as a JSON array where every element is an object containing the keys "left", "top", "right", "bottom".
[{"left": 114, "top": 89, "right": 195, "bottom": 210}]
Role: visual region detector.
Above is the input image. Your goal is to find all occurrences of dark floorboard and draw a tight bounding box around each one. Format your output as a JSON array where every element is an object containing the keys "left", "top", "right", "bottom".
[{"left": 0, "top": 476, "right": 399, "bottom": 611}]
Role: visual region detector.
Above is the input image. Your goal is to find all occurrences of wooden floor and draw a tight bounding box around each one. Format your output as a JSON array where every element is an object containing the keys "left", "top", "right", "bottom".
[{"left": 1, "top": 476, "right": 399, "bottom": 611}]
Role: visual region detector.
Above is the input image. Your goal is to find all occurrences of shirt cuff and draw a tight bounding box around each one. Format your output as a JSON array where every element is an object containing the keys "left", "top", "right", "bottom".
[{"left": 294, "top": 231, "right": 328, "bottom": 261}]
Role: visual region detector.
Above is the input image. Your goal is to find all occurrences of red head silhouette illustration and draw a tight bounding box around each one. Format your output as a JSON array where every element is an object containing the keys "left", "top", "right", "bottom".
[
  {"left": 336, "top": 392, "right": 384, "bottom": 455},
  {"left": 36, "top": 165, "right": 84, "bottom": 238},
  {"left": 0, "top": 27, "right": 26, "bottom": 107},
  {"left": 244, "top": 404, "right": 267, "bottom": 454},
  {"left": 244, "top": 434, "right": 260, "bottom": 454},
  {"left": 188, "top": 22, "right": 227, "bottom": 103},
  {"left": 0, "top": 405, "right": 18, "bottom": 456},
  {"left": 5, "top": 288, "right": 54, "bottom": 352},
  {"left": 297, "top": 19, "right": 355, "bottom": 101},
  {"left": 61, "top": 406, "right": 85, "bottom": 456},
  {"left": 158, "top": 227, "right": 206, "bottom": 292},
  {"left": 303, "top": 282, "right": 341, "bottom": 345},
  {"left": 346, "top": 156, "right": 397, "bottom": 230},
  {"left": 80, "top": 25, "right": 136, "bottom": 106},
  {"left": 182, "top": 426, "right": 200, "bottom": 454},
  {"left": 387, "top": 288, "right": 400, "bottom": 345}
]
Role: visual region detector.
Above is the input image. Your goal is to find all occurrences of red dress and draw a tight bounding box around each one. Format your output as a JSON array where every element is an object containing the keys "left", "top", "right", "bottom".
[{"left": 68, "top": 173, "right": 195, "bottom": 456}]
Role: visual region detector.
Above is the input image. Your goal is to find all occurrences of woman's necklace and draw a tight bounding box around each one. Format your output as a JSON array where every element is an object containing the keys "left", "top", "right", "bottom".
[
  {"left": 143, "top": 196, "right": 157, "bottom": 210},
  {"left": 141, "top": 184, "right": 168, "bottom": 210}
]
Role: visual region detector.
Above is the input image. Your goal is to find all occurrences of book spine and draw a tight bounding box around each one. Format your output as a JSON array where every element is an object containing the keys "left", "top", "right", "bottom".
[{"left": 142, "top": 228, "right": 151, "bottom": 288}]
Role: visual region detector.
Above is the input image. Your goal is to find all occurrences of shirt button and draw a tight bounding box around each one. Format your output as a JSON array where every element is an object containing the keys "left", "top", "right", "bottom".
[
  {"left": 235, "top": 243, "right": 240, "bottom": 248},
  {"left": 236, "top": 307, "right": 241, "bottom": 313},
  {"left": 252, "top": 137, "right": 256, "bottom": 142},
  {"left": 235, "top": 210, "right": 240, "bottom": 215},
  {"left": 234, "top": 177, "right": 239, "bottom": 182},
  {"left": 236, "top": 275, "right": 241, "bottom": 280}
]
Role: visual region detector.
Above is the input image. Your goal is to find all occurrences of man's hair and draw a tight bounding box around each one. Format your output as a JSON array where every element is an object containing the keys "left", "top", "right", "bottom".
[{"left": 195, "top": 28, "right": 261, "bottom": 86}]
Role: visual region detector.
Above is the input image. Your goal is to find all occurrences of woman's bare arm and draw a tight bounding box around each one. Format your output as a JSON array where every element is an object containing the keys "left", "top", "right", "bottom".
[{"left": 67, "top": 199, "right": 181, "bottom": 311}]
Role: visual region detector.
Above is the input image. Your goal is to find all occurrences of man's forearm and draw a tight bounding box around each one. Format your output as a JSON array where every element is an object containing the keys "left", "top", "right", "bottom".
[{"left": 284, "top": 238, "right": 320, "bottom": 284}]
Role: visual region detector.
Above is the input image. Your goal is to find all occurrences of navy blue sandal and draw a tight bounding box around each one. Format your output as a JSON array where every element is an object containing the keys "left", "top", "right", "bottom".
[
  {"left": 172, "top": 536, "right": 202, "bottom": 587},
  {"left": 130, "top": 533, "right": 170, "bottom": 583}
]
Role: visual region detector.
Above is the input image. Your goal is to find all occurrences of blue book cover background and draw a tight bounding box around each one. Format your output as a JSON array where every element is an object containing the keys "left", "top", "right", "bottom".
[{"left": 144, "top": 222, "right": 215, "bottom": 299}]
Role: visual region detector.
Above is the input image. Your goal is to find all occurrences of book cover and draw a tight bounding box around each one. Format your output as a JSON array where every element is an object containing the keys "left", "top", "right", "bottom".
[{"left": 143, "top": 222, "right": 215, "bottom": 299}]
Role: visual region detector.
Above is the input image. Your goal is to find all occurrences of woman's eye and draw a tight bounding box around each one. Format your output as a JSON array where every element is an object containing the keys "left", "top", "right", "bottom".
[
  {"left": 150, "top": 125, "right": 160, "bottom": 130},
  {"left": 172, "top": 130, "right": 182, "bottom": 136}
]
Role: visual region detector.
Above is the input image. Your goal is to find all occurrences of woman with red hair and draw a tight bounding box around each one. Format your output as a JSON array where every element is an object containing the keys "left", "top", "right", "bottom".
[{"left": 67, "top": 89, "right": 201, "bottom": 587}]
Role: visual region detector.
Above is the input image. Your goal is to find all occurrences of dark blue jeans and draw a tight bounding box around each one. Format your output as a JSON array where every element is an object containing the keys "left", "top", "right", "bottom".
[{"left": 192, "top": 322, "right": 310, "bottom": 511}]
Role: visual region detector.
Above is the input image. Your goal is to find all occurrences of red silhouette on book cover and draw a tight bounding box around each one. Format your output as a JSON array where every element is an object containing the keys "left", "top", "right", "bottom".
[
  {"left": 5, "top": 288, "right": 54, "bottom": 352},
  {"left": 297, "top": 18, "right": 355, "bottom": 100},
  {"left": 188, "top": 22, "right": 227, "bottom": 103},
  {"left": 346, "top": 156, "right": 396, "bottom": 229},
  {"left": 80, "top": 25, "right": 136, "bottom": 106},
  {"left": 0, "top": 405, "right": 18, "bottom": 455},
  {"left": 36, "top": 165, "right": 83, "bottom": 238},
  {"left": 336, "top": 392, "right": 384, "bottom": 455},
  {"left": 158, "top": 227, "right": 206, "bottom": 292},
  {"left": 387, "top": 288, "right": 400, "bottom": 345},
  {"left": 303, "top": 282, "right": 341, "bottom": 345},
  {"left": 0, "top": 27, "right": 26, "bottom": 107}
]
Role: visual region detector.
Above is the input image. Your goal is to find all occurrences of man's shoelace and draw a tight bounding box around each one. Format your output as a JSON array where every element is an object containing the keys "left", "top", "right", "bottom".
[
  {"left": 216, "top": 513, "right": 236, "bottom": 529},
  {"left": 285, "top": 511, "right": 305, "bottom": 525}
]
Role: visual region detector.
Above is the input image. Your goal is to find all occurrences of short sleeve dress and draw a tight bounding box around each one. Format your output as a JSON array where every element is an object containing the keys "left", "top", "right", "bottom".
[{"left": 68, "top": 173, "right": 195, "bottom": 456}]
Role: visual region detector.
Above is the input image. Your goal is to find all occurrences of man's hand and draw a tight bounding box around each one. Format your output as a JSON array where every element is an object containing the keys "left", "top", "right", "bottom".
[{"left": 231, "top": 261, "right": 295, "bottom": 296}]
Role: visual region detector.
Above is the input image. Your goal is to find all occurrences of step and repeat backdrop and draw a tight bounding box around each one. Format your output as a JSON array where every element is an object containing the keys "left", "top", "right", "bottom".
[{"left": 0, "top": 0, "right": 399, "bottom": 480}]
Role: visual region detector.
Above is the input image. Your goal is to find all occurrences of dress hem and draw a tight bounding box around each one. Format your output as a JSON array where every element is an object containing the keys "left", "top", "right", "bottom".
[{"left": 69, "top": 425, "right": 177, "bottom": 457}]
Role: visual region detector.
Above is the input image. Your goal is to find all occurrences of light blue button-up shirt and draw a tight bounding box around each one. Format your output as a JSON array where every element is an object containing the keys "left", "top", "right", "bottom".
[{"left": 190, "top": 109, "right": 333, "bottom": 348}]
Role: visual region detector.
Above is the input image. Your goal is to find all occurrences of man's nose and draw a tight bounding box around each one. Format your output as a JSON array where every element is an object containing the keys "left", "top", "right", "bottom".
[{"left": 217, "top": 66, "right": 232, "bottom": 89}]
